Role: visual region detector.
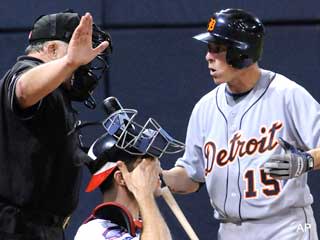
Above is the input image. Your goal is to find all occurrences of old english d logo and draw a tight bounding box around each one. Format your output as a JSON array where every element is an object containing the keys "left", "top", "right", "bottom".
[{"left": 207, "top": 18, "right": 216, "bottom": 31}]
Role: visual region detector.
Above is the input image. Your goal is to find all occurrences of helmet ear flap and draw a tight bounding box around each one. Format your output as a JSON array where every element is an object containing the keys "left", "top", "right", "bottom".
[{"left": 226, "top": 47, "right": 254, "bottom": 69}]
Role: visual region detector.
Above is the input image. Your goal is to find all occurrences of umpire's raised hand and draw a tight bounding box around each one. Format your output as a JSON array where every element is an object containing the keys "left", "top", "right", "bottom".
[
  {"left": 66, "top": 13, "right": 109, "bottom": 68},
  {"left": 263, "top": 137, "right": 314, "bottom": 179}
]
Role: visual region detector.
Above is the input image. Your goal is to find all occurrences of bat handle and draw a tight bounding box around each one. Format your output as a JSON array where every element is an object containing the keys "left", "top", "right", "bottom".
[{"left": 161, "top": 186, "right": 199, "bottom": 240}]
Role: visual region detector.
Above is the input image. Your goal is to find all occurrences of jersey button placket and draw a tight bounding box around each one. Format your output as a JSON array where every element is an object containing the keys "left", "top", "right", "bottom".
[{"left": 229, "top": 111, "right": 237, "bottom": 132}]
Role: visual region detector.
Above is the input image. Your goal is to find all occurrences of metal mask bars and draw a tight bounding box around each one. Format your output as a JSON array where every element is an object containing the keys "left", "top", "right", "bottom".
[{"left": 102, "top": 109, "right": 185, "bottom": 158}]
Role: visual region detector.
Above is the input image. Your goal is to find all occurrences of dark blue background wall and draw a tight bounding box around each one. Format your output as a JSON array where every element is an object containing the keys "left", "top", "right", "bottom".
[{"left": 1, "top": 1, "right": 320, "bottom": 239}]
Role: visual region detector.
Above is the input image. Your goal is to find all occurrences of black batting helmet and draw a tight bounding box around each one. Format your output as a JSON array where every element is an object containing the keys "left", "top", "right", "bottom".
[{"left": 193, "top": 8, "right": 265, "bottom": 69}]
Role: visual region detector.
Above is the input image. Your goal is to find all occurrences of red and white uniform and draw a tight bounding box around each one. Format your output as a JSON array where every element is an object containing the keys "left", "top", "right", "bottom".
[
  {"left": 75, "top": 219, "right": 141, "bottom": 240},
  {"left": 74, "top": 202, "right": 142, "bottom": 240}
]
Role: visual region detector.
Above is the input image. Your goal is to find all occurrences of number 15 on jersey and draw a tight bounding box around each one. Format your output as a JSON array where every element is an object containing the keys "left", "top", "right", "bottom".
[{"left": 243, "top": 168, "right": 282, "bottom": 199}]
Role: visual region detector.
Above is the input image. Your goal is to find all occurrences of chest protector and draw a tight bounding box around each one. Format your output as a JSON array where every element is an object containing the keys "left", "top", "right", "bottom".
[{"left": 84, "top": 202, "right": 142, "bottom": 236}]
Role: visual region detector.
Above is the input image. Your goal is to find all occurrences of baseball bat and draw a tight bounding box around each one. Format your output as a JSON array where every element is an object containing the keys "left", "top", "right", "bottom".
[{"left": 161, "top": 186, "right": 199, "bottom": 240}]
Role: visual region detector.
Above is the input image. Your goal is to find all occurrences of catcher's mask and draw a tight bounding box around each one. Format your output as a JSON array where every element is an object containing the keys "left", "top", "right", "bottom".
[
  {"left": 193, "top": 8, "right": 265, "bottom": 69},
  {"left": 84, "top": 97, "right": 185, "bottom": 192},
  {"left": 29, "top": 10, "right": 113, "bottom": 109},
  {"left": 69, "top": 23, "right": 112, "bottom": 108},
  {"left": 102, "top": 109, "right": 184, "bottom": 158}
]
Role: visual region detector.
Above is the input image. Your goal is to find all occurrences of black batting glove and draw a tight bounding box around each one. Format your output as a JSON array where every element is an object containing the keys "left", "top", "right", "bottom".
[{"left": 263, "top": 137, "right": 314, "bottom": 179}]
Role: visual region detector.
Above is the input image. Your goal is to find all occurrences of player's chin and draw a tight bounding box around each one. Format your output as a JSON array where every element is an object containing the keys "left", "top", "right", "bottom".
[
  {"left": 211, "top": 73, "right": 224, "bottom": 85},
  {"left": 212, "top": 77, "right": 224, "bottom": 85}
]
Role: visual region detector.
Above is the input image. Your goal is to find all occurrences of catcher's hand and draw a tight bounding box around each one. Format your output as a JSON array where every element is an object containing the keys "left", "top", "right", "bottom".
[{"left": 263, "top": 137, "right": 314, "bottom": 179}]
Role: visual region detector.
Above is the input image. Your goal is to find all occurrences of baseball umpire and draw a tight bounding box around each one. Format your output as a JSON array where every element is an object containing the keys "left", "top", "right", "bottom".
[
  {"left": 162, "top": 8, "right": 320, "bottom": 240},
  {"left": 0, "top": 10, "right": 111, "bottom": 239}
]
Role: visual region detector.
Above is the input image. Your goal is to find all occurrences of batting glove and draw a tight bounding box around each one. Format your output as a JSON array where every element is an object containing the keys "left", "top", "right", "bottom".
[{"left": 263, "top": 137, "right": 314, "bottom": 179}]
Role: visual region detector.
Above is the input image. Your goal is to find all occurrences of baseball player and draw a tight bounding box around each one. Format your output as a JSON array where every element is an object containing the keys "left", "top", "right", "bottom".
[
  {"left": 162, "top": 8, "right": 320, "bottom": 240},
  {"left": 263, "top": 137, "right": 320, "bottom": 179},
  {"left": 75, "top": 97, "right": 184, "bottom": 240}
]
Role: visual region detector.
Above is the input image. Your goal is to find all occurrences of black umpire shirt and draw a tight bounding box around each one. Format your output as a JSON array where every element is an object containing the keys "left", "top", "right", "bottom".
[{"left": 0, "top": 56, "right": 87, "bottom": 218}]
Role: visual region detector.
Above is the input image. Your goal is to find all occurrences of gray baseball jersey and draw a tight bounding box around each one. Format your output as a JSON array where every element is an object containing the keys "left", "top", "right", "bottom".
[{"left": 176, "top": 69, "right": 320, "bottom": 239}]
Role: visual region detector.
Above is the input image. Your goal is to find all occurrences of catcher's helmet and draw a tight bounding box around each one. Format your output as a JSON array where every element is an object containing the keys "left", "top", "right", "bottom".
[{"left": 193, "top": 8, "right": 265, "bottom": 69}]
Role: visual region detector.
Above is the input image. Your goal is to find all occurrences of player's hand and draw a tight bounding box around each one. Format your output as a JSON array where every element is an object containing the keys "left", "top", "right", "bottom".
[
  {"left": 117, "top": 158, "right": 161, "bottom": 200},
  {"left": 66, "top": 13, "right": 109, "bottom": 68},
  {"left": 263, "top": 137, "right": 314, "bottom": 179}
]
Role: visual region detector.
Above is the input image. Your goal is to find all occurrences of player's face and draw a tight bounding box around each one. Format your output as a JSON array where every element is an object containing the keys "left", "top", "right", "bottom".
[{"left": 205, "top": 43, "right": 240, "bottom": 85}]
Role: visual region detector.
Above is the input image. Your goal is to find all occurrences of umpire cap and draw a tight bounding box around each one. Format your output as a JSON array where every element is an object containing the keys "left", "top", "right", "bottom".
[
  {"left": 28, "top": 11, "right": 80, "bottom": 43},
  {"left": 193, "top": 8, "right": 265, "bottom": 69}
]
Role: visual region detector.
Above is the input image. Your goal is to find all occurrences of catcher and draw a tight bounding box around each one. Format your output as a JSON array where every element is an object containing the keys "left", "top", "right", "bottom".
[{"left": 75, "top": 97, "right": 185, "bottom": 239}]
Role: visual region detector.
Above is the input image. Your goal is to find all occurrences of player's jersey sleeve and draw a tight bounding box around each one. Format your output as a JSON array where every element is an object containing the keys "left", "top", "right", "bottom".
[
  {"left": 175, "top": 101, "right": 206, "bottom": 183},
  {"left": 285, "top": 82, "right": 320, "bottom": 149},
  {"left": 74, "top": 219, "right": 140, "bottom": 240}
]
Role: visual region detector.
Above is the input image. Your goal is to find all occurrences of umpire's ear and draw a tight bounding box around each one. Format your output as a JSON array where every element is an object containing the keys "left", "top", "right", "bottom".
[{"left": 45, "top": 41, "right": 59, "bottom": 60}]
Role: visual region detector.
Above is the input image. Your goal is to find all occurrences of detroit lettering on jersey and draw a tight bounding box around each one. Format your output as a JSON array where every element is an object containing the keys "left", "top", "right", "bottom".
[{"left": 204, "top": 121, "right": 283, "bottom": 175}]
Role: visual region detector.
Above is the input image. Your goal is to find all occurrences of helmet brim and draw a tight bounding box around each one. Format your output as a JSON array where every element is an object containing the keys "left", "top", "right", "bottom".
[
  {"left": 85, "top": 162, "right": 117, "bottom": 192},
  {"left": 193, "top": 32, "right": 248, "bottom": 50}
]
